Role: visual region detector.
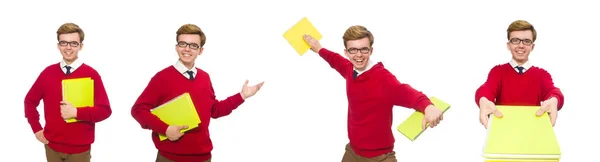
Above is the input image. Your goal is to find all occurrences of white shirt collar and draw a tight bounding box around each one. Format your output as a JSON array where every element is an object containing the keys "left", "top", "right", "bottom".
[
  {"left": 173, "top": 59, "right": 197, "bottom": 79},
  {"left": 60, "top": 59, "right": 83, "bottom": 74},
  {"left": 354, "top": 58, "right": 379, "bottom": 76},
  {"left": 509, "top": 59, "right": 532, "bottom": 73}
]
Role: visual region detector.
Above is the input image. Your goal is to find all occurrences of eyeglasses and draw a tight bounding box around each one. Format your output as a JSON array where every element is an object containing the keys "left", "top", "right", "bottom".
[
  {"left": 509, "top": 38, "right": 533, "bottom": 45},
  {"left": 346, "top": 47, "right": 371, "bottom": 54},
  {"left": 58, "top": 41, "right": 80, "bottom": 47},
  {"left": 177, "top": 41, "right": 200, "bottom": 50}
]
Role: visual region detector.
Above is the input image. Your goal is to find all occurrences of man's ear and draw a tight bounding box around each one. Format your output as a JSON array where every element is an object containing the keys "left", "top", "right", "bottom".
[
  {"left": 79, "top": 43, "right": 84, "bottom": 51},
  {"left": 344, "top": 49, "right": 350, "bottom": 58},
  {"left": 370, "top": 47, "right": 374, "bottom": 55},
  {"left": 198, "top": 47, "right": 204, "bottom": 56},
  {"left": 531, "top": 44, "right": 535, "bottom": 51}
]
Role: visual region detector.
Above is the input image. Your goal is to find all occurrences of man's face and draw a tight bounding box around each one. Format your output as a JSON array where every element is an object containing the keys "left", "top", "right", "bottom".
[
  {"left": 507, "top": 30, "right": 535, "bottom": 64},
  {"left": 57, "top": 33, "right": 83, "bottom": 63},
  {"left": 176, "top": 34, "right": 203, "bottom": 66},
  {"left": 344, "top": 37, "right": 373, "bottom": 71}
]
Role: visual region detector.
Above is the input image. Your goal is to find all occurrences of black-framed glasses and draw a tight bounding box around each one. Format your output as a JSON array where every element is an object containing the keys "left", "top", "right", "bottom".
[
  {"left": 58, "top": 41, "right": 80, "bottom": 47},
  {"left": 177, "top": 41, "right": 200, "bottom": 50},
  {"left": 509, "top": 38, "right": 533, "bottom": 45},
  {"left": 346, "top": 47, "right": 371, "bottom": 54}
]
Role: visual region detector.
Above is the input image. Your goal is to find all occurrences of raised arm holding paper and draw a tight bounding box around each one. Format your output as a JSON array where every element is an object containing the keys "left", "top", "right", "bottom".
[{"left": 302, "top": 25, "right": 443, "bottom": 162}]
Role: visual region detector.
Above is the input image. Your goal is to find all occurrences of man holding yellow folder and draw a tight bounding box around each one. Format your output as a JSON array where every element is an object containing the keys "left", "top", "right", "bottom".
[
  {"left": 475, "top": 20, "right": 565, "bottom": 128},
  {"left": 24, "top": 22, "right": 112, "bottom": 162},
  {"left": 131, "top": 24, "right": 264, "bottom": 162},
  {"left": 303, "top": 25, "right": 444, "bottom": 162}
]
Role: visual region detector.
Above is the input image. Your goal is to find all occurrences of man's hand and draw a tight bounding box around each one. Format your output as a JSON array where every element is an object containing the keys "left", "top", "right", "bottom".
[
  {"left": 479, "top": 97, "right": 502, "bottom": 128},
  {"left": 303, "top": 34, "right": 322, "bottom": 53},
  {"left": 35, "top": 129, "right": 49, "bottom": 144},
  {"left": 537, "top": 97, "right": 558, "bottom": 126},
  {"left": 422, "top": 104, "right": 443, "bottom": 130},
  {"left": 166, "top": 125, "right": 189, "bottom": 141},
  {"left": 60, "top": 101, "right": 77, "bottom": 120},
  {"left": 241, "top": 80, "right": 265, "bottom": 100}
]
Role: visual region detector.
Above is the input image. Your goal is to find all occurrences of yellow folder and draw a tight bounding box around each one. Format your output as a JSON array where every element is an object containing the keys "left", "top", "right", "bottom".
[
  {"left": 151, "top": 93, "right": 201, "bottom": 141},
  {"left": 483, "top": 106, "right": 561, "bottom": 161},
  {"left": 283, "top": 17, "right": 323, "bottom": 56},
  {"left": 62, "top": 77, "right": 94, "bottom": 123},
  {"left": 396, "top": 96, "right": 450, "bottom": 141}
]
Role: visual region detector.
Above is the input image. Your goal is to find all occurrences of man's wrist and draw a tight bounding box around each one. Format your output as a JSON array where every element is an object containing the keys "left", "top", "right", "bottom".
[{"left": 240, "top": 92, "right": 248, "bottom": 100}]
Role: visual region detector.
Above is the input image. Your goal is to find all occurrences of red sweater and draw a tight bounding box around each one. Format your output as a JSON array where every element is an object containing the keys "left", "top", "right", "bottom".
[
  {"left": 475, "top": 63, "right": 565, "bottom": 109},
  {"left": 131, "top": 66, "right": 245, "bottom": 162},
  {"left": 318, "top": 48, "right": 433, "bottom": 158},
  {"left": 24, "top": 63, "right": 112, "bottom": 154}
]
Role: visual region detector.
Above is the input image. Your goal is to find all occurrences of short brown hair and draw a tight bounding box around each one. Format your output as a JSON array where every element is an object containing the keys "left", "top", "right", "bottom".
[
  {"left": 176, "top": 24, "right": 206, "bottom": 47},
  {"left": 342, "top": 25, "right": 374, "bottom": 48},
  {"left": 56, "top": 23, "right": 85, "bottom": 42},
  {"left": 507, "top": 20, "right": 537, "bottom": 42}
]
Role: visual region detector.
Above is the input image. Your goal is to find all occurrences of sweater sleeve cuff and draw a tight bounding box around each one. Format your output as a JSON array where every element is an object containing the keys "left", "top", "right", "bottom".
[
  {"left": 28, "top": 119, "right": 43, "bottom": 134},
  {"left": 155, "top": 123, "right": 169, "bottom": 135},
  {"left": 75, "top": 107, "right": 90, "bottom": 121},
  {"left": 415, "top": 100, "right": 433, "bottom": 113},
  {"left": 475, "top": 95, "right": 493, "bottom": 107},
  {"left": 317, "top": 48, "right": 329, "bottom": 56},
  {"left": 545, "top": 95, "right": 557, "bottom": 101},
  {"left": 232, "top": 93, "right": 246, "bottom": 105}
]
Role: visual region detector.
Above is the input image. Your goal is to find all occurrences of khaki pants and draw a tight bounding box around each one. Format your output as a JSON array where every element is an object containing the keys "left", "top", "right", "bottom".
[
  {"left": 156, "top": 152, "right": 211, "bottom": 162},
  {"left": 342, "top": 144, "right": 397, "bottom": 162},
  {"left": 44, "top": 144, "right": 91, "bottom": 162}
]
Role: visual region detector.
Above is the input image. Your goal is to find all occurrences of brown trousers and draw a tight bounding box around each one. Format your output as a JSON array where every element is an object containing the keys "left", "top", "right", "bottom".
[
  {"left": 342, "top": 144, "right": 397, "bottom": 162},
  {"left": 44, "top": 144, "right": 91, "bottom": 162},
  {"left": 156, "top": 152, "right": 211, "bottom": 162}
]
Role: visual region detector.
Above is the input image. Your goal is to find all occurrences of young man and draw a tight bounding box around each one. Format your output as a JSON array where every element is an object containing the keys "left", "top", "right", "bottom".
[
  {"left": 131, "top": 24, "right": 265, "bottom": 162},
  {"left": 303, "top": 25, "right": 444, "bottom": 162},
  {"left": 475, "top": 20, "right": 565, "bottom": 128},
  {"left": 24, "top": 23, "right": 112, "bottom": 162}
]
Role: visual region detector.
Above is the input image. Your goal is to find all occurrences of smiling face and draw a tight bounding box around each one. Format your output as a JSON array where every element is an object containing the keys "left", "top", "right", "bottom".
[
  {"left": 505, "top": 20, "right": 537, "bottom": 65},
  {"left": 342, "top": 25, "right": 375, "bottom": 71},
  {"left": 176, "top": 34, "right": 203, "bottom": 66},
  {"left": 175, "top": 24, "right": 206, "bottom": 68},
  {"left": 55, "top": 23, "right": 85, "bottom": 64},
  {"left": 507, "top": 30, "right": 535, "bottom": 64},
  {"left": 344, "top": 37, "right": 373, "bottom": 71},
  {"left": 57, "top": 33, "right": 83, "bottom": 64}
]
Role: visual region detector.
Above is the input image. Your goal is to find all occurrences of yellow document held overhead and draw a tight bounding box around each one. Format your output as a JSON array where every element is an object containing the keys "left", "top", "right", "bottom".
[
  {"left": 396, "top": 96, "right": 450, "bottom": 141},
  {"left": 483, "top": 106, "right": 561, "bottom": 161},
  {"left": 62, "top": 77, "right": 94, "bottom": 123},
  {"left": 283, "top": 17, "right": 323, "bottom": 56},
  {"left": 151, "top": 93, "right": 201, "bottom": 141}
]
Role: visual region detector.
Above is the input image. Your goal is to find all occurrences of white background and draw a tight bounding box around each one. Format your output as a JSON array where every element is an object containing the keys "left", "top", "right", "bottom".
[{"left": 1, "top": 0, "right": 598, "bottom": 161}]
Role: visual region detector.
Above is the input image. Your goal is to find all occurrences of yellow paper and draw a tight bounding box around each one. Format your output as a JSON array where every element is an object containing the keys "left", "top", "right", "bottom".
[
  {"left": 283, "top": 17, "right": 323, "bottom": 56},
  {"left": 483, "top": 106, "right": 561, "bottom": 160},
  {"left": 151, "top": 93, "right": 201, "bottom": 141},
  {"left": 62, "top": 77, "right": 94, "bottom": 123},
  {"left": 396, "top": 96, "right": 450, "bottom": 141}
]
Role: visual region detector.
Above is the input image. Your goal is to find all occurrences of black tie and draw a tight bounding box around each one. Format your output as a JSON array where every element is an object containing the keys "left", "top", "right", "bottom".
[
  {"left": 186, "top": 71, "right": 194, "bottom": 80},
  {"left": 353, "top": 70, "right": 358, "bottom": 79},
  {"left": 65, "top": 66, "right": 72, "bottom": 75},
  {"left": 516, "top": 66, "right": 524, "bottom": 74}
]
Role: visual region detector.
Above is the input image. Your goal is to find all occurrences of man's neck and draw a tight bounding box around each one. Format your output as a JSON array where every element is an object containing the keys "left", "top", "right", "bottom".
[
  {"left": 64, "top": 58, "right": 77, "bottom": 65},
  {"left": 514, "top": 59, "right": 528, "bottom": 66},
  {"left": 183, "top": 62, "right": 194, "bottom": 70}
]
